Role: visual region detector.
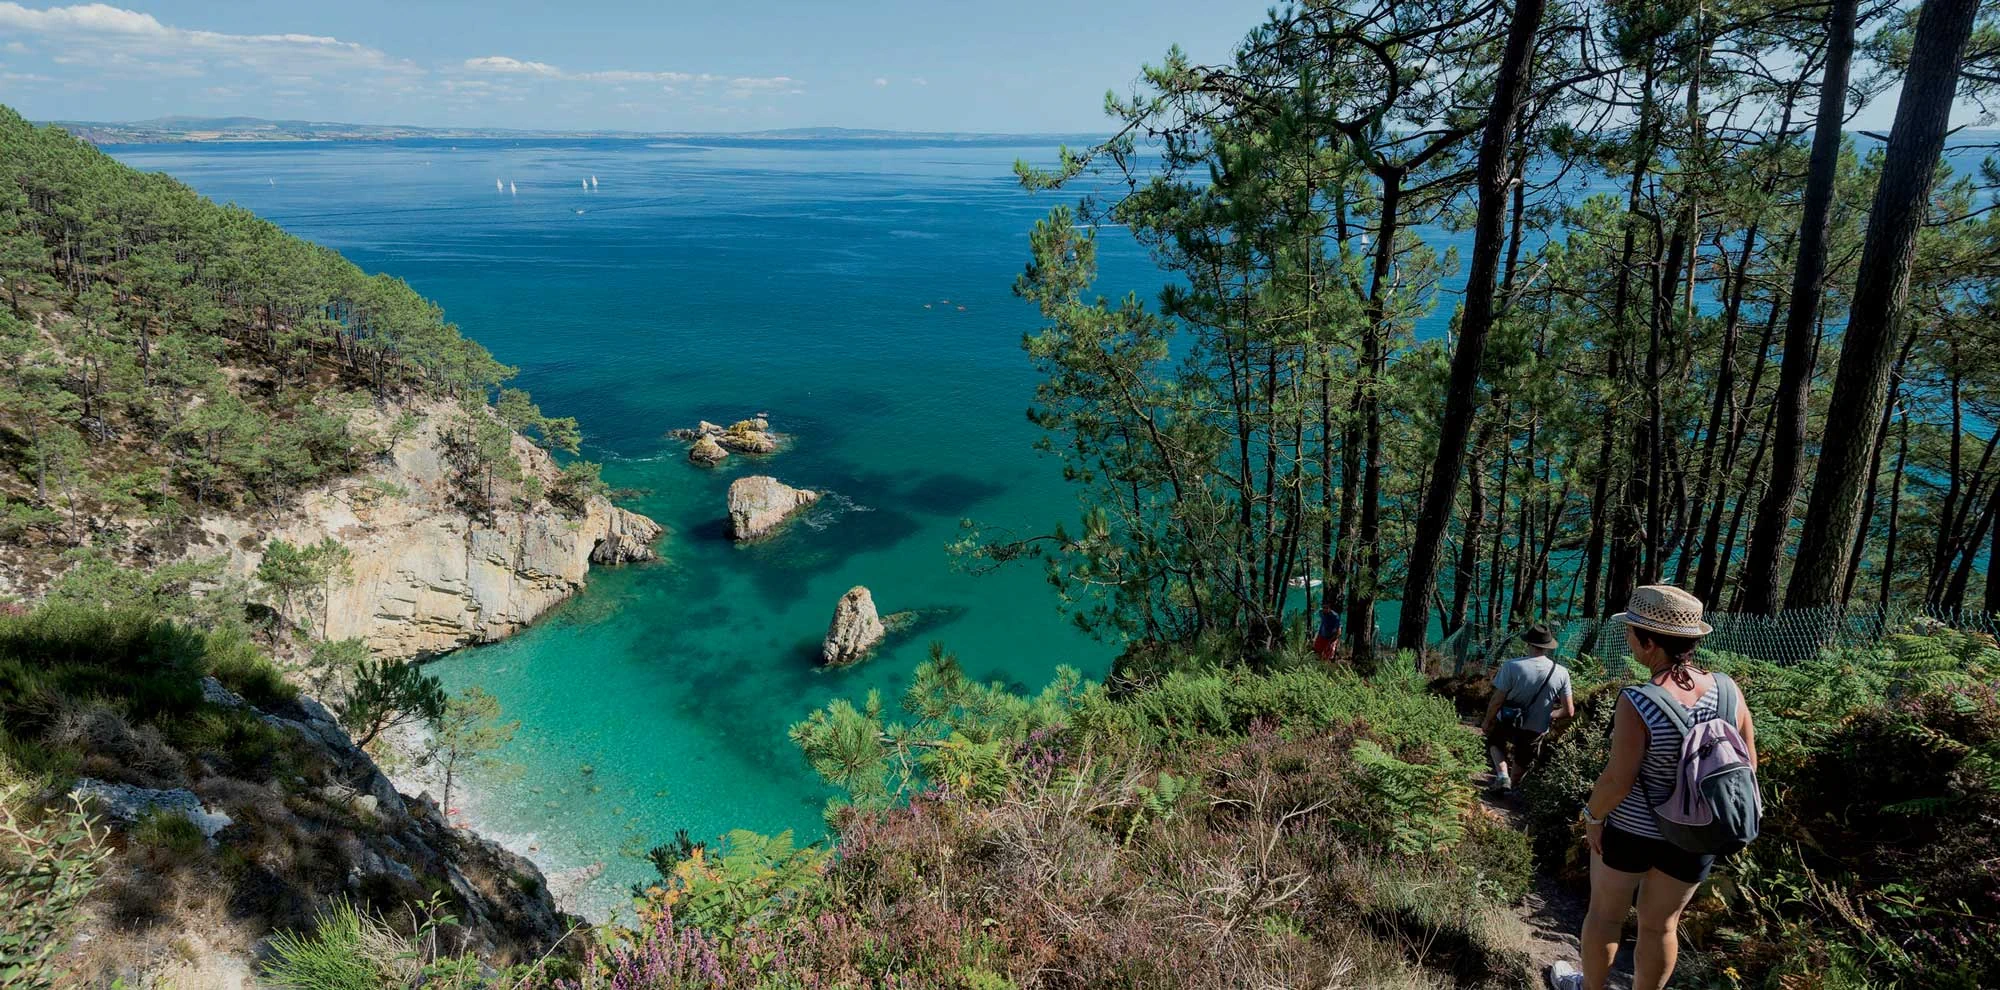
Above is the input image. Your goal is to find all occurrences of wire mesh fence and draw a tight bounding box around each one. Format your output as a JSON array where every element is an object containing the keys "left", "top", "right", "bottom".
[{"left": 1435, "top": 602, "right": 2000, "bottom": 674}]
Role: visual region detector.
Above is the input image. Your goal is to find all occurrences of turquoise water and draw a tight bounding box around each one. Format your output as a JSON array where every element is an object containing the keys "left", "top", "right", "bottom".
[{"left": 109, "top": 137, "right": 1191, "bottom": 906}]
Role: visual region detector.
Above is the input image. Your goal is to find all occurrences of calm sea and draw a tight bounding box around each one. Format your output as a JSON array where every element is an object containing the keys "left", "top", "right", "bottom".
[{"left": 105, "top": 137, "right": 1217, "bottom": 912}]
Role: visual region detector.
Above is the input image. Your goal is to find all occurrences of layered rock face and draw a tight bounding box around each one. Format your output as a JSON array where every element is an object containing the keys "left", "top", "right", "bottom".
[
  {"left": 727, "top": 475, "right": 819, "bottom": 541},
  {"left": 823, "top": 585, "right": 886, "bottom": 665},
  {"left": 198, "top": 401, "right": 662, "bottom": 660}
]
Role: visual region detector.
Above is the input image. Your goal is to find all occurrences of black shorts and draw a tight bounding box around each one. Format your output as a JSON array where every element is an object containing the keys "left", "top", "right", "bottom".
[
  {"left": 1490, "top": 724, "right": 1546, "bottom": 775},
  {"left": 1600, "top": 823, "right": 1716, "bottom": 884}
]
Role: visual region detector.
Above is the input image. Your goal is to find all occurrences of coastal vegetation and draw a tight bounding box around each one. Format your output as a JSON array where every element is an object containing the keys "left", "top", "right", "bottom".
[
  {"left": 983, "top": 0, "right": 2000, "bottom": 664},
  {"left": 5, "top": 0, "right": 2000, "bottom": 984},
  {"left": 0, "top": 102, "right": 595, "bottom": 589}
]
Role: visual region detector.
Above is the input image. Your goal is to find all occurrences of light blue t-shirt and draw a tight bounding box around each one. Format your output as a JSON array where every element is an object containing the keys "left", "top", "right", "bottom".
[{"left": 1492, "top": 655, "right": 1573, "bottom": 733}]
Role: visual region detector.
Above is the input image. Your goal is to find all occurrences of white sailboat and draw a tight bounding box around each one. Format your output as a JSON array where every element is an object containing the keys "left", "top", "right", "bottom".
[
  {"left": 495, "top": 178, "right": 504, "bottom": 192},
  {"left": 509, "top": 182, "right": 517, "bottom": 195},
  {"left": 590, "top": 175, "right": 598, "bottom": 188}
]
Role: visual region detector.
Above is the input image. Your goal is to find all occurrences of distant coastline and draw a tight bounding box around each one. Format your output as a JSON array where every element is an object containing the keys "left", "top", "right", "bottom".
[{"left": 43, "top": 115, "right": 1110, "bottom": 146}]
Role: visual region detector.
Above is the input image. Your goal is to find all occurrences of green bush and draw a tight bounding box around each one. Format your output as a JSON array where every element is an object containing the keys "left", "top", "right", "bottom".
[
  {"left": 261, "top": 900, "right": 402, "bottom": 990},
  {"left": 131, "top": 808, "right": 206, "bottom": 858},
  {"left": 0, "top": 786, "right": 110, "bottom": 989},
  {"left": 204, "top": 622, "right": 299, "bottom": 708}
]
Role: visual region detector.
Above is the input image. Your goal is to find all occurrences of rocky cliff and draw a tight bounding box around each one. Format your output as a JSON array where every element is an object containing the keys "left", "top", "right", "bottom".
[
  {"left": 196, "top": 400, "right": 662, "bottom": 659},
  {"left": 56, "top": 673, "right": 571, "bottom": 983}
]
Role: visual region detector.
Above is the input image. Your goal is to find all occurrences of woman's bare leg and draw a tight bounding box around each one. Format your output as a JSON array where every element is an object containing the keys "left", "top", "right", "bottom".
[
  {"left": 1632, "top": 869, "right": 1700, "bottom": 990},
  {"left": 1582, "top": 853, "right": 1643, "bottom": 989}
]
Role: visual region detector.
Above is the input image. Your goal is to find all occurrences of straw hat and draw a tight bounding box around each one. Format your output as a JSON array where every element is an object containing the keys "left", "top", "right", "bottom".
[{"left": 1613, "top": 584, "right": 1713, "bottom": 638}]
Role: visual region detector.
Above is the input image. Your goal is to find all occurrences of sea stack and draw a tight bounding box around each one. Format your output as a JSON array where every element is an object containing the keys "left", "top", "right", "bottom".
[
  {"left": 689, "top": 435, "right": 728, "bottom": 466},
  {"left": 823, "top": 586, "right": 886, "bottom": 665},
  {"left": 727, "top": 475, "right": 819, "bottom": 541}
]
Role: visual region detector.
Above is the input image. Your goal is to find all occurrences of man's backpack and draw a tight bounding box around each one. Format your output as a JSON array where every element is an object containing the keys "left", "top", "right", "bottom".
[{"left": 1633, "top": 672, "right": 1762, "bottom": 856}]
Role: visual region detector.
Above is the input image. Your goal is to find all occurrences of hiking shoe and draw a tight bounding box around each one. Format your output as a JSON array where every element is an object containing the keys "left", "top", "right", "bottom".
[
  {"left": 1490, "top": 771, "right": 1512, "bottom": 793},
  {"left": 1545, "top": 960, "right": 1584, "bottom": 990}
]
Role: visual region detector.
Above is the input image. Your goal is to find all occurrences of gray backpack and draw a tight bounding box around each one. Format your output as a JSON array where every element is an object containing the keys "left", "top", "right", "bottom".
[{"left": 1633, "top": 672, "right": 1762, "bottom": 856}]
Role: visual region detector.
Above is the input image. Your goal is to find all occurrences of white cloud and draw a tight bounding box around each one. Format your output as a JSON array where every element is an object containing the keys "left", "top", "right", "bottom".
[
  {"left": 461, "top": 54, "right": 800, "bottom": 97},
  {"left": 911, "top": 77, "right": 927, "bottom": 86},
  {"left": 0, "top": 2, "right": 418, "bottom": 80},
  {"left": 873, "top": 77, "right": 888, "bottom": 87},
  {"left": 462, "top": 55, "right": 559, "bottom": 77},
  {"left": 4, "top": 39, "right": 28, "bottom": 53}
]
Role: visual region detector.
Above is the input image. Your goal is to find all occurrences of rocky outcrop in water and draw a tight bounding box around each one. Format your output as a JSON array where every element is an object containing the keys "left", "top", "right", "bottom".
[
  {"left": 673, "top": 416, "right": 782, "bottom": 456},
  {"left": 689, "top": 435, "right": 729, "bottom": 466},
  {"left": 727, "top": 475, "right": 819, "bottom": 541},
  {"left": 823, "top": 586, "right": 886, "bottom": 665},
  {"left": 198, "top": 400, "right": 662, "bottom": 660}
]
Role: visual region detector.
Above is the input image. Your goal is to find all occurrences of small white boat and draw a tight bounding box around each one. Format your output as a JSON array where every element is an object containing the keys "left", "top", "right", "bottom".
[
  {"left": 590, "top": 175, "right": 599, "bottom": 188},
  {"left": 509, "top": 182, "right": 517, "bottom": 195},
  {"left": 582, "top": 178, "right": 589, "bottom": 190},
  {"left": 1287, "top": 576, "right": 1323, "bottom": 589},
  {"left": 496, "top": 178, "right": 504, "bottom": 191}
]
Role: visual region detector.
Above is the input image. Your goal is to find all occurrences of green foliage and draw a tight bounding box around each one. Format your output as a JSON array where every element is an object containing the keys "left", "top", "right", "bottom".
[
  {"left": 549, "top": 460, "right": 608, "bottom": 513},
  {"left": 43, "top": 549, "right": 234, "bottom": 627},
  {"left": 0, "top": 786, "right": 110, "bottom": 989},
  {"left": 202, "top": 621, "right": 299, "bottom": 709},
  {"left": 130, "top": 807, "right": 205, "bottom": 857},
  {"left": 260, "top": 900, "right": 406, "bottom": 990},
  {"left": 791, "top": 643, "right": 1090, "bottom": 811},
  {"left": 337, "top": 657, "right": 446, "bottom": 748},
  {"left": 427, "top": 687, "right": 517, "bottom": 812},
  {"left": 306, "top": 637, "right": 369, "bottom": 696},
  {"left": 256, "top": 537, "right": 354, "bottom": 638},
  {"left": 632, "top": 829, "right": 831, "bottom": 940},
  {"left": 1350, "top": 738, "right": 1470, "bottom": 855}
]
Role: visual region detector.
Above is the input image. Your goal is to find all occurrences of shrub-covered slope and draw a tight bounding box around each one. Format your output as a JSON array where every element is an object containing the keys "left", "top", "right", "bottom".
[{"left": 0, "top": 604, "right": 569, "bottom": 984}]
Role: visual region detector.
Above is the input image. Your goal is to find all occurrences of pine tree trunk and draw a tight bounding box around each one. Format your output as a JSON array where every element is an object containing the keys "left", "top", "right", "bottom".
[
  {"left": 1396, "top": 0, "right": 1548, "bottom": 648},
  {"left": 1882, "top": 411, "right": 1909, "bottom": 608},
  {"left": 1787, "top": 0, "right": 1983, "bottom": 608},
  {"left": 1739, "top": 0, "right": 1857, "bottom": 614}
]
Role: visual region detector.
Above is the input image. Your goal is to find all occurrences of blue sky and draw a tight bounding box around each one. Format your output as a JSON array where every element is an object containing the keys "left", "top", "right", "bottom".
[
  {"left": 0, "top": 1, "right": 1982, "bottom": 133},
  {"left": 0, "top": 0, "right": 1270, "bottom": 132}
]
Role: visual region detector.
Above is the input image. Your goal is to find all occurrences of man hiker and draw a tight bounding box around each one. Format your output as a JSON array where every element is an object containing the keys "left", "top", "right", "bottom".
[{"left": 1482, "top": 623, "right": 1574, "bottom": 792}]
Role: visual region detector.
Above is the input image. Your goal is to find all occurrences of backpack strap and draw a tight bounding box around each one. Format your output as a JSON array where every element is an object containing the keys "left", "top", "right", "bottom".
[
  {"left": 1711, "top": 671, "right": 1741, "bottom": 725},
  {"left": 1519, "top": 660, "right": 1558, "bottom": 707},
  {"left": 1631, "top": 682, "right": 1694, "bottom": 737}
]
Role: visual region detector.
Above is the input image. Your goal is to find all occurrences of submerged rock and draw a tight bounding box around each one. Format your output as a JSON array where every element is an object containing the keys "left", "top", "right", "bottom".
[
  {"left": 689, "top": 435, "right": 729, "bottom": 466},
  {"left": 727, "top": 476, "right": 820, "bottom": 541},
  {"left": 823, "top": 585, "right": 887, "bottom": 665}
]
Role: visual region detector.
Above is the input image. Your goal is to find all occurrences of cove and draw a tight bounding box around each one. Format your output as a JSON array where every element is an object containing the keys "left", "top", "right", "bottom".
[{"left": 106, "top": 136, "right": 1179, "bottom": 912}]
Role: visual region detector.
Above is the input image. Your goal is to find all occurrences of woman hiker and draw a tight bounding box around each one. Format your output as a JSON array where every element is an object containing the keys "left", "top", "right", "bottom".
[
  {"left": 1481, "top": 622, "right": 1574, "bottom": 792},
  {"left": 1546, "top": 584, "right": 1760, "bottom": 990}
]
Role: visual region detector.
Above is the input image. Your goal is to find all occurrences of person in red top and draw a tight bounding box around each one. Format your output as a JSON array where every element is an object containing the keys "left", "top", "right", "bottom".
[{"left": 1311, "top": 605, "right": 1343, "bottom": 660}]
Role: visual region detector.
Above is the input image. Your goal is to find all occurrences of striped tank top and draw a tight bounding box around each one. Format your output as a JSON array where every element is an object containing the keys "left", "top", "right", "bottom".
[{"left": 1608, "top": 680, "right": 1720, "bottom": 839}]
